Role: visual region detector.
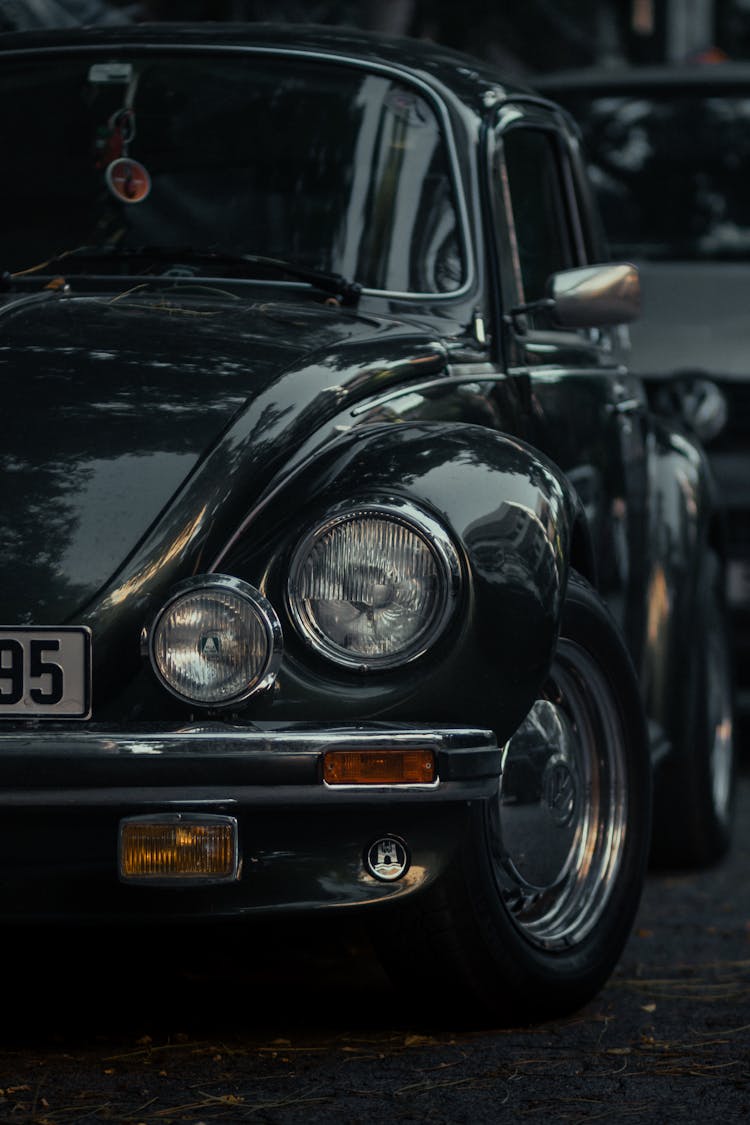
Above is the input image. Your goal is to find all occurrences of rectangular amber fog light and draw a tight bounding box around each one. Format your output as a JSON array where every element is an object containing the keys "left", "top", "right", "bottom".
[
  {"left": 323, "top": 748, "right": 436, "bottom": 785},
  {"left": 119, "top": 814, "right": 239, "bottom": 884}
]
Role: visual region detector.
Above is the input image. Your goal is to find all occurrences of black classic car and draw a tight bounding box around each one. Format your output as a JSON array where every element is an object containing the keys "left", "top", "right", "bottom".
[
  {"left": 0, "top": 24, "right": 735, "bottom": 1022},
  {"left": 535, "top": 64, "right": 750, "bottom": 714}
]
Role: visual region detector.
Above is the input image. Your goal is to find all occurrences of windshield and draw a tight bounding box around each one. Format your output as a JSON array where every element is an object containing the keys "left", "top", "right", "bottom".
[
  {"left": 564, "top": 88, "right": 750, "bottom": 262},
  {"left": 2, "top": 50, "right": 465, "bottom": 293}
]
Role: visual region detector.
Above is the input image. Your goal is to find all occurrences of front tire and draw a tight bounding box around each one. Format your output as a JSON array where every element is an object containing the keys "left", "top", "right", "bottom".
[{"left": 370, "top": 572, "right": 652, "bottom": 1023}]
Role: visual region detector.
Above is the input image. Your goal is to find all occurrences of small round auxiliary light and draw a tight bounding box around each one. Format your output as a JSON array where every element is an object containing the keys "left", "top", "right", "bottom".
[{"left": 147, "top": 575, "right": 282, "bottom": 708}]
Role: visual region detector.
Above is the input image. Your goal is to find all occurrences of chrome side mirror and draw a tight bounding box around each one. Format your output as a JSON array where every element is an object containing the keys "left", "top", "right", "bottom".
[
  {"left": 508, "top": 263, "right": 640, "bottom": 330},
  {"left": 548, "top": 263, "right": 640, "bottom": 328}
]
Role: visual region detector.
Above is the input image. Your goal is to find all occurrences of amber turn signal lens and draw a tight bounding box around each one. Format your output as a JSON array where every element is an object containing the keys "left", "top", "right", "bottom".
[
  {"left": 323, "top": 749, "right": 436, "bottom": 785},
  {"left": 120, "top": 818, "right": 237, "bottom": 880}
]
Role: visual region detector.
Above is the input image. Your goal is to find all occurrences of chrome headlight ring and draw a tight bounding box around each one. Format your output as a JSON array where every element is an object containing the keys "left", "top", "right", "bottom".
[
  {"left": 146, "top": 574, "right": 283, "bottom": 708},
  {"left": 286, "top": 499, "right": 462, "bottom": 671}
]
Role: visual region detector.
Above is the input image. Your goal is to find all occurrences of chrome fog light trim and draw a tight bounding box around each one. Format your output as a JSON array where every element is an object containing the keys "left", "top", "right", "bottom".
[
  {"left": 119, "top": 813, "right": 240, "bottom": 884},
  {"left": 146, "top": 574, "right": 282, "bottom": 708},
  {"left": 287, "top": 499, "right": 461, "bottom": 670}
]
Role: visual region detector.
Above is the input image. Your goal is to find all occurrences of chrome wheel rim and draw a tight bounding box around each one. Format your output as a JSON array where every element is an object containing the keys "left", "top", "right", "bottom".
[{"left": 491, "top": 639, "right": 628, "bottom": 951}]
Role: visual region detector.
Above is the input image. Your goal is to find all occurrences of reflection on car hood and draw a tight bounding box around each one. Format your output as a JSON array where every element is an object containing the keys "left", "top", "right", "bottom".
[
  {"left": 628, "top": 261, "right": 750, "bottom": 380},
  {"left": 0, "top": 287, "right": 441, "bottom": 624}
]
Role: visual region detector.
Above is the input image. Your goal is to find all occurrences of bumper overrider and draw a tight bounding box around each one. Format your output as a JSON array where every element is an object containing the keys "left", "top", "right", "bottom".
[{"left": 0, "top": 722, "right": 499, "bottom": 923}]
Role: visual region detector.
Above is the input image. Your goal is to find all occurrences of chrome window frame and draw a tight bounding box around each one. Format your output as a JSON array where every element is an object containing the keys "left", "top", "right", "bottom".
[{"left": 3, "top": 41, "right": 476, "bottom": 302}]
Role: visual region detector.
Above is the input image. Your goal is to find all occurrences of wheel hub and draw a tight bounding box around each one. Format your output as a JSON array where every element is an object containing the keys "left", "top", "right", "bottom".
[
  {"left": 492, "top": 642, "right": 628, "bottom": 950},
  {"left": 542, "top": 753, "right": 578, "bottom": 829}
]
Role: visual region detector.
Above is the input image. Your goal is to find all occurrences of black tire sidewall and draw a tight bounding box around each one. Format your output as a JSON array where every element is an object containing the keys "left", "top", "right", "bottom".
[{"left": 458, "top": 572, "right": 652, "bottom": 1018}]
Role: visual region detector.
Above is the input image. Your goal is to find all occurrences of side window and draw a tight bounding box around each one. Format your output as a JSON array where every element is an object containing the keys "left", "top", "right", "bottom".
[{"left": 501, "top": 127, "right": 577, "bottom": 312}]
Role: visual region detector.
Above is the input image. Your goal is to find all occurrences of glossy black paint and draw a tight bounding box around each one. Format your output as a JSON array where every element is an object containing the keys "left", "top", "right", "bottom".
[
  {"left": 221, "top": 421, "right": 573, "bottom": 745},
  {"left": 0, "top": 287, "right": 454, "bottom": 618},
  {"left": 0, "top": 24, "right": 714, "bottom": 922}
]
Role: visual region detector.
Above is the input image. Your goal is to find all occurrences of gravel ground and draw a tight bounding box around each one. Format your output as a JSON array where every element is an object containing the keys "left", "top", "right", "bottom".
[{"left": 1, "top": 769, "right": 749, "bottom": 1124}]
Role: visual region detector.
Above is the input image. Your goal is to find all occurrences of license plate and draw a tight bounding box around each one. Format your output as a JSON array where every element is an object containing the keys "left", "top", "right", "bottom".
[{"left": 0, "top": 627, "right": 91, "bottom": 718}]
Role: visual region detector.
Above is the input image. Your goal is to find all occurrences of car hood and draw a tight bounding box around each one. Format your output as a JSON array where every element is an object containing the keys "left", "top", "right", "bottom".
[
  {"left": 0, "top": 287, "right": 444, "bottom": 625},
  {"left": 628, "top": 261, "right": 750, "bottom": 380}
]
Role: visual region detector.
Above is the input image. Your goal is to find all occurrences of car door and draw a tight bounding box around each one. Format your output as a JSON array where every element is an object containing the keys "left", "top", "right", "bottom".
[{"left": 488, "top": 103, "right": 650, "bottom": 660}]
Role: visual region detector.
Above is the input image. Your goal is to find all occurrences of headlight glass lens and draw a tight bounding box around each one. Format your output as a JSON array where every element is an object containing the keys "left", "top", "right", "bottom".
[
  {"left": 150, "top": 579, "right": 281, "bottom": 706},
  {"left": 288, "top": 507, "right": 458, "bottom": 668}
]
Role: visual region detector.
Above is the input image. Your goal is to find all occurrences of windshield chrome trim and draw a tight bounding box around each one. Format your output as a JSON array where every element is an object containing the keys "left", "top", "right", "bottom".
[
  {"left": 2, "top": 41, "right": 476, "bottom": 303},
  {"left": 13, "top": 274, "right": 317, "bottom": 292}
]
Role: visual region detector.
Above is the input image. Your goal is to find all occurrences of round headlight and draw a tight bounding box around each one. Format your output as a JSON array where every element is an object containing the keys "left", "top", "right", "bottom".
[
  {"left": 148, "top": 575, "right": 282, "bottom": 707},
  {"left": 287, "top": 502, "right": 460, "bottom": 670}
]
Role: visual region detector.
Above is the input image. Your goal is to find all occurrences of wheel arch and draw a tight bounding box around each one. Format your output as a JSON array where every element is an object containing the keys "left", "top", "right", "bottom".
[{"left": 218, "top": 420, "right": 581, "bottom": 743}]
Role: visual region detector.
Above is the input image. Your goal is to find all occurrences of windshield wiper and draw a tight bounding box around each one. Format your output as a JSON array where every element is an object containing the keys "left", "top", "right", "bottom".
[
  {"left": 6, "top": 245, "right": 363, "bottom": 307},
  {"left": 229, "top": 251, "right": 363, "bottom": 308}
]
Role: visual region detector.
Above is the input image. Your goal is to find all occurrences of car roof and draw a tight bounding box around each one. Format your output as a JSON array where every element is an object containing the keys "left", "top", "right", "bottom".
[
  {"left": 0, "top": 20, "right": 550, "bottom": 118},
  {"left": 534, "top": 61, "right": 750, "bottom": 93}
]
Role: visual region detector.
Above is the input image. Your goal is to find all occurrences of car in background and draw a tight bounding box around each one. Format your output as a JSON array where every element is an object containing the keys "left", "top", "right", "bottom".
[
  {"left": 0, "top": 24, "right": 736, "bottom": 1023},
  {"left": 535, "top": 64, "right": 750, "bottom": 712}
]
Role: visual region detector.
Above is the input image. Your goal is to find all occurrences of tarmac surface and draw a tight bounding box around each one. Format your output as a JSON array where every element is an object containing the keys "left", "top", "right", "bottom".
[{"left": 1, "top": 768, "right": 749, "bottom": 1123}]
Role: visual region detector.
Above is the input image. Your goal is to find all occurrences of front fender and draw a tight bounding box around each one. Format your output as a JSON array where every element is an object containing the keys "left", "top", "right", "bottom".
[{"left": 220, "top": 422, "right": 578, "bottom": 744}]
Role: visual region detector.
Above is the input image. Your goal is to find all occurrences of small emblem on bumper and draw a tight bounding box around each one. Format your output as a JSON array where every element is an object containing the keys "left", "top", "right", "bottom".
[{"left": 365, "top": 836, "right": 410, "bottom": 881}]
